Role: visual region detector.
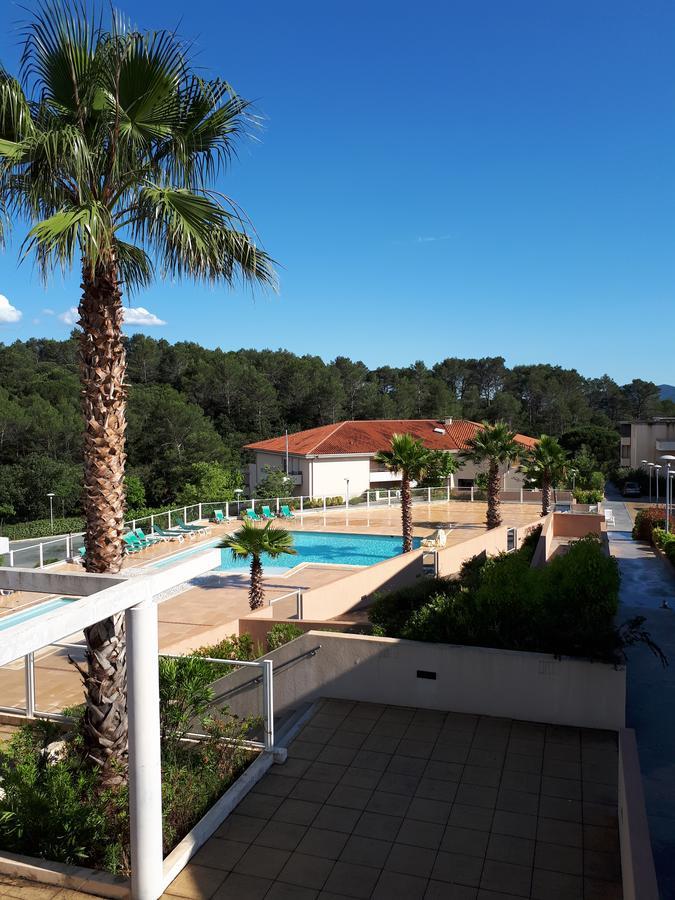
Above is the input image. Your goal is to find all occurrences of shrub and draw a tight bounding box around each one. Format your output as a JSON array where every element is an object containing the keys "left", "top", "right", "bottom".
[
  {"left": 192, "top": 633, "right": 261, "bottom": 675},
  {"left": 632, "top": 507, "right": 669, "bottom": 542},
  {"left": 573, "top": 489, "right": 604, "bottom": 504},
  {"left": 368, "top": 577, "right": 456, "bottom": 637},
  {"left": 267, "top": 622, "right": 303, "bottom": 650}
]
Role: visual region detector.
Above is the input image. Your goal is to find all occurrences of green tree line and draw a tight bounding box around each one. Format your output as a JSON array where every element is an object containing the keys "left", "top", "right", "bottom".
[{"left": 0, "top": 333, "right": 669, "bottom": 522}]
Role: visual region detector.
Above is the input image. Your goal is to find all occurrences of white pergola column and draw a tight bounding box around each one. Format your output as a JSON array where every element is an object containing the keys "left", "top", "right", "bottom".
[{"left": 126, "top": 598, "right": 164, "bottom": 900}]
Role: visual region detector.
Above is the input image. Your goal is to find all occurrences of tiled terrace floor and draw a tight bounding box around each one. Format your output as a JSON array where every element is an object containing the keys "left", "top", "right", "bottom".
[{"left": 164, "top": 700, "right": 622, "bottom": 900}]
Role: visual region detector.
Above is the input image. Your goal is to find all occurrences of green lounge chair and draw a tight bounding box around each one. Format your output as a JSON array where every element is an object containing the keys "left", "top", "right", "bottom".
[
  {"left": 261, "top": 505, "right": 276, "bottom": 519},
  {"left": 211, "top": 509, "right": 227, "bottom": 524},
  {"left": 134, "top": 527, "right": 162, "bottom": 545},
  {"left": 123, "top": 533, "right": 144, "bottom": 553},
  {"left": 175, "top": 517, "right": 210, "bottom": 534},
  {"left": 280, "top": 505, "right": 295, "bottom": 519},
  {"left": 152, "top": 525, "right": 187, "bottom": 542},
  {"left": 245, "top": 508, "right": 261, "bottom": 522},
  {"left": 77, "top": 546, "right": 86, "bottom": 562}
]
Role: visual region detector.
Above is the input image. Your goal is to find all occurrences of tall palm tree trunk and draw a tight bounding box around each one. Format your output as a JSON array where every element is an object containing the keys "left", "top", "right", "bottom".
[
  {"left": 249, "top": 554, "right": 265, "bottom": 609},
  {"left": 401, "top": 474, "right": 413, "bottom": 552},
  {"left": 541, "top": 476, "right": 552, "bottom": 517},
  {"left": 78, "top": 262, "right": 129, "bottom": 786},
  {"left": 486, "top": 461, "right": 502, "bottom": 530}
]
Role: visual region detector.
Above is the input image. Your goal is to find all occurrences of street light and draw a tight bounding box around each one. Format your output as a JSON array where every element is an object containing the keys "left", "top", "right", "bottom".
[
  {"left": 344, "top": 478, "right": 350, "bottom": 511},
  {"left": 234, "top": 488, "right": 243, "bottom": 516},
  {"left": 643, "top": 461, "right": 654, "bottom": 503},
  {"left": 46, "top": 492, "right": 55, "bottom": 532},
  {"left": 660, "top": 455, "right": 675, "bottom": 533},
  {"left": 654, "top": 465, "right": 662, "bottom": 505}
]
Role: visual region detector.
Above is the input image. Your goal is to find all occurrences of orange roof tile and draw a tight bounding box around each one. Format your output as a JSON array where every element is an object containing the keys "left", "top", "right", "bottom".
[{"left": 245, "top": 420, "right": 537, "bottom": 456}]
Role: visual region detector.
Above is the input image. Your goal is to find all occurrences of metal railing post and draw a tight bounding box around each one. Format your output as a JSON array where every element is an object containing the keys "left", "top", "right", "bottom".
[
  {"left": 250, "top": 498, "right": 255, "bottom": 511},
  {"left": 470, "top": 487, "right": 474, "bottom": 502},
  {"left": 262, "top": 659, "right": 274, "bottom": 752},
  {"left": 447, "top": 485, "right": 450, "bottom": 502},
  {"left": 150, "top": 514, "right": 155, "bottom": 531},
  {"left": 388, "top": 491, "right": 392, "bottom": 507},
  {"left": 9, "top": 550, "right": 14, "bottom": 567},
  {"left": 66, "top": 534, "right": 71, "bottom": 559},
  {"left": 225, "top": 502, "right": 229, "bottom": 519},
  {"left": 132, "top": 519, "right": 136, "bottom": 532},
  {"left": 367, "top": 492, "right": 370, "bottom": 511},
  {"left": 297, "top": 590, "right": 304, "bottom": 619},
  {"left": 25, "top": 652, "right": 35, "bottom": 718},
  {"left": 323, "top": 496, "right": 327, "bottom": 515},
  {"left": 300, "top": 496, "right": 304, "bottom": 514},
  {"left": 39, "top": 544, "right": 44, "bottom": 568},
  {"left": 427, "top": 487, "right": 431, "bottom": 503},
  {"left": 183, "top": 506, "right": 188, "bottom": 523},
  {"left": 520, "top": 488, "right": 524, "bottom": 504},
  {"left": 167, "top": 510, "right": 172, "bottom": 528},
  {"left": 276, "top": 497, "right": 280, "bottom": 514}
]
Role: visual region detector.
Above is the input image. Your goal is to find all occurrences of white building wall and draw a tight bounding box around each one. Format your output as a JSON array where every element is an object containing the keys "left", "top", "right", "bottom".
[{"left": 310, "top": 457, "right": 372, "bottom": 499}]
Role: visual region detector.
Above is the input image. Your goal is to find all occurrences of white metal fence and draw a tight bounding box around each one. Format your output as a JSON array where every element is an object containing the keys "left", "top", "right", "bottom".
[{"left": 2, "top": 486, "right": 574, "bottom": 571}]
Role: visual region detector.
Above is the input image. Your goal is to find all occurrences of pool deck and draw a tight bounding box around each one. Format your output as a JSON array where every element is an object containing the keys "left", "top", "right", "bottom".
[{"left": 0, "top": 501, "right": 542, "bottom": 713}]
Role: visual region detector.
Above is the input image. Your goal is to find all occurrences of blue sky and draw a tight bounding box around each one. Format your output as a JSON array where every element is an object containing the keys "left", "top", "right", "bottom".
[{"left": 0, "top": 0, "right": 674, "bottom": 384}]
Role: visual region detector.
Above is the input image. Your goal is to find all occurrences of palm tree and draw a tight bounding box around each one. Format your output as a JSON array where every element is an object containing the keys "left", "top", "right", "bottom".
[
  {"left": 221, "top": 521, "right": 296, "bottom": 609},
  {"left": 375, "top": 433, "right": 431, "bottom": 552},
  {"left": 0, "top": 3, "right": 275, "bottom": 783},
  {"left": 461, "top": 422, "right": 519, "bottom": 530},
  {"left": 519, "top": 435, "right": 569, "bottom": 517}
]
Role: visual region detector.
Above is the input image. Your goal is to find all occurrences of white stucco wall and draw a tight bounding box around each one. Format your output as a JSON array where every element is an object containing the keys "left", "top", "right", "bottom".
[{"left": 310, "top": 457, "right": 371, "bottom": 499}]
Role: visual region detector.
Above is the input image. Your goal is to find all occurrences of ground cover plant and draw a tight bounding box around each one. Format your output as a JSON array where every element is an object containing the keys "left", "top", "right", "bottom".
[{"left": 369, "top": 533, "right": 664, "bottom": 665}]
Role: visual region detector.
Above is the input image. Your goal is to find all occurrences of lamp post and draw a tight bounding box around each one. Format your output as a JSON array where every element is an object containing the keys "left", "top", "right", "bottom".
[
  {"left": 654, "top": 465, "right": 662, "bottom": 505},
  {"left": 234, "top": 488, "right": 243, "bottom": 516},
  {"left": 47, "top": 493, "right": 55, "bottom": 533},
  {"left": 344, "top": 478, "right": 350, "bottom": 511},
  {"left": 660, "top": 455, "right": 675, "bottom": 533},
  {"left": 644, "top": 461, "right": 654, "bottom": 503}
]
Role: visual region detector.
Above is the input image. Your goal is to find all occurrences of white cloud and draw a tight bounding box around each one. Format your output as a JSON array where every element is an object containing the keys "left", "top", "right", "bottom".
[
  {"left": 123, "top": 306, "right": 166, "bottom": 326},
  {"left": 57, "top": 305, "right": 166, "bottom": 328},
  {"left": 42, "top": 308, "right": 55, "bottom": 316},
  {"left": 59, "top": 307, "right": 79, "bottom": 325},
  {"left": 0, "top": 295, "right": 22, "bottom": 324},
  {"left": 32, "top": 317, "right": 41, "bottom": 325},
  {"left": 416, "top": 234, "right": 452, "bottom": 243}
]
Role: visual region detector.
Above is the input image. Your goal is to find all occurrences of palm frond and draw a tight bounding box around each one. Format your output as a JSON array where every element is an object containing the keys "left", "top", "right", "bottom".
[
  {"left": 23, "top": 200, "right": 112, "bottom": 277},
  {"left": 113, "top": 238, "right": 153, "bottom": 289}
]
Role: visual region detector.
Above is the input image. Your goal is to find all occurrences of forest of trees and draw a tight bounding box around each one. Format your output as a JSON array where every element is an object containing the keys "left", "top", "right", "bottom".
[{"left": 0, "top": 333, "right": 671, "bottom": 522}]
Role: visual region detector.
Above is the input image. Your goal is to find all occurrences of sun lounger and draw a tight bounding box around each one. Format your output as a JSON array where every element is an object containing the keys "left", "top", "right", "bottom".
[
  {"left": 261, "top": 505, "right": 276, "bottom": 519},
  {"left": 134, "top": 527, "right": 163, "bottom": 545},
  {"left": 152, "top": 525, "right": 187, "bottom": 542},
  {"left": 211, "top": 509, "right": 228, "bottom": 524},
  {"left": 279, "top": 505, "right": 295, "bottom": 519},
  {"left": 246, "top": 509, "right": 262, "bottom": 521},
  {"left": 175, "top": 517, "right": 210, "bottom": 534},
  {"left": 123, "top": 533, "right": 145, "bottom": 553}
]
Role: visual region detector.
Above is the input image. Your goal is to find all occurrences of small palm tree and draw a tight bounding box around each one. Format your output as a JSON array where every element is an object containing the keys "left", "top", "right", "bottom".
[
  {"left": 0, "top": 3, "right": 275, "bottom": 783},
  {"left": 461, "top": 422, "right": 519, "bottom": 529},
  {"left": 221, "top": 521, "right": 296, "bottom": 609},
  {"left": 375, "top": 433, "right": 431, "bottom": 552},
  {"left": 520, "top": 435, "right": 569, "bottom": 517}
]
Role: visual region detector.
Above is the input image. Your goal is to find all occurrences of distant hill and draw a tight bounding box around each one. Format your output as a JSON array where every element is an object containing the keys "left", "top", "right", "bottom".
[{"left": 659, "top": 385, "right": 675, "bottom": 402}]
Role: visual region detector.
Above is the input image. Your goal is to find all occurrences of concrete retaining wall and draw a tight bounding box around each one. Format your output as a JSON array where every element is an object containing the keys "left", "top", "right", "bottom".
[
  {"left": 435, "top": 519, "right": 541, "bottom": 577},
  {"left": 618, "top": 728, "right": 659, "bottom": 900},
  {"left": 212, "top": 631, "right": 626, "bottom": 731}
]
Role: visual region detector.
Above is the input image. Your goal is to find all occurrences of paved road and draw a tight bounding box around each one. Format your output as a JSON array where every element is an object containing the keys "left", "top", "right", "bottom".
[{"left": 605, "top": 498, "right": 675, "bottom": 899}]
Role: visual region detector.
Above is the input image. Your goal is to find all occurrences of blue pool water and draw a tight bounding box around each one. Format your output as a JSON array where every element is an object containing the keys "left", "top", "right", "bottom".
[
  {"left": 0, "top": 596, "right": 77, "bottom": 631},
  {"left": 217, "top": 531, "right": 420, "bottom": 570},
  {"left": 150, "top": 531, "right": 419, "bottom": 571}
]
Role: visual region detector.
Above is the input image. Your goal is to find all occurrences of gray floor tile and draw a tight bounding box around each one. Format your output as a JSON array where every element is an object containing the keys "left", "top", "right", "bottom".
[
  {"left": 461, "top": 764, "right": 502, "bottom": 788},
  {"left": 306, "top": 761, "right": 348, "bottom": 785},
  {"left": 296, "top": 827, "right": 350, "bottom": 860},
  {"left": 234, "top": 845, "right": 291, "bottom": 880},
  {"left": 425, "top": 881, "right": 478, "bottom": 899},
  {"left": 495, "top": 788, "right": 539, "bottom": 815},
  {"left": 267, "top": 881, "right": 319, "bottom": 899},
  {"left": 441, "top": 824, "right": 490, "bottom": 857},
  {"left": 289, "top": 740, "right": 324, "bottom": 761},
  {"left": 396, "top": 817, "right": 444, "bottom": 849},
  {"left": 254, "top": 819, "right": 307, "bottom": 851},
  {"left": 215, "top": 813, "right": 266, "bottom": 843},
  {"left": 354, "top": 810, "right": 403, "bottom": 841},
  {"left": 448, "top": 803, "right": 494, "bottom": 832},
  {"left": 455, "top": 783, "right": 498, "bottom": 809},
  {"left": 192, "top": 837, "right": 248, "bottom": 871},
  {"left": 377, "top": 771, "right": 420, "bottom": 796},
  {"left": 332, "top": 730, "right": 368, "bottom": 750},
  {"left": 582, "top": 824, "right": 619, "bottom": 854},
  {"left": 340, "top": 767, "right": 382, "bottom": 790},
  {"left": 312, "top": 805, "right": 362, "bottom": 834},
  {"left": 366, "top": 790, "right": 411, "bottom": 817},
  {"left": 499, "top": 770, "right": 541, "bottom": 794},
  {"left": 491, "top": 810, "right": 537, "bottom": 840},
  {"left": 388, "top": 755, "right": 428, "bottom": 777},
  {"left": 539, "top": 796, "right": 582, "bottom": 823},
  {"left": 318, "top": 745, "right": 358, "bottom": 767},
  {"left": 486, "top": 833, "right": 534, "bottom": 868},
  {"left": 323, "top": 861, "right": 381, "bottom": 899},
  {"left": 416, "top": 776, "right": 459, "bottom": 802},
  {"left": 531, "top": 868, "right": 583, "bottom": 899},
  {"left": 431, "top": 850, "right": 483, "bottom": 886},
  {"left": 292, "top": 779, "right": 336, "bottom": 803},
  {"left": 277, "top": 851, "right": 335, "bottom": 890},
  {"left": 372, "top": 869, "right": 427, "bottom": 899},
  {"left": 274, "top": 798, "right": 322, "bottom": 826},
  {"left": 236, "top": 792, "right": 282, "bottom": 820},
  {"left": 340, "top": 834, "right": 392, "bottom": 868},
  {"left": 328, "top": 784, "right": 373, "bottom": 810},
  {"left": 582, "top": 802, "right": 618, "bottom": 828},
  {"left": 583, "top": 849, "right": 621, "bottom": 881},
  {"left": 384, "top": 841, "right": 436, "bottom": 877},
  {"left": 536, "top": 818, "right": 583, "bottom": 848},
  {"left": 583, "top": 877, "right": 622, "bottom": 899},
  {"left": 424, "top": 759, "right": 464, "bottom": 781},
  {"left": 534, "top": 841, "right": 583, "bottom": 875},
  {"left": 352, "top": 750, "right": 391, "bottom": 772},
  {"left": 541, "top": 776, "right": 582, "bottom": 801},
  {"left": 480, "top": 859, "right": 531, "bottom": 897},
  {"left": 213, "top": 871, "right": 272, "bottom": 899}
]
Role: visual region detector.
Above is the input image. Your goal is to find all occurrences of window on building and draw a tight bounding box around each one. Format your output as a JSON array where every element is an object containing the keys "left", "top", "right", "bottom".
[
  {"left": 619, "top": 424, "right": 632, "bottom": 437},
  {"left": 621, "top": 445, "right": 630, "bottom": 460},
  {"left": 457, "top": 478, "right": 475, "bottom": 488}
]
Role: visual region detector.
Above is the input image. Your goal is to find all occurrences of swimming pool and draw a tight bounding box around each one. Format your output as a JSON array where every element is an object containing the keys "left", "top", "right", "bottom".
[
  {"left": 150, "top": 531, "right": 419, "bottom": 571},
  {"left": 0, "top": 596, "right": 77, "bottom": 631}
]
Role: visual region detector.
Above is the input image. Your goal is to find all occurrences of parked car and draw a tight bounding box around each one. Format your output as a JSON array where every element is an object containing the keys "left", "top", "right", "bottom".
[{"left": 622, "top": 481, "right": 641, "bottom": 498}]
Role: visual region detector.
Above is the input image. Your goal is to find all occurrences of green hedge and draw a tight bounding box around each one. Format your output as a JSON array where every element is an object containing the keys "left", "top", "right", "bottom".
[
  {"left": 369, "top": 535, "right": 626, "bottom": 663},
  {"left": 572, "top": 489, "right": 604, "bottom": 504}
]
